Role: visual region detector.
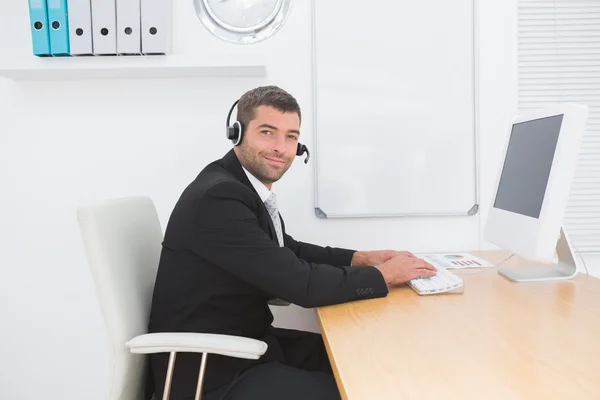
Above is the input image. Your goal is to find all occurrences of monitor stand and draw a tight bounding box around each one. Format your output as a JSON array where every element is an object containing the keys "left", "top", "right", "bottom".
[{"left": 498, "top": 227, "right": 578, "bottom": 282}]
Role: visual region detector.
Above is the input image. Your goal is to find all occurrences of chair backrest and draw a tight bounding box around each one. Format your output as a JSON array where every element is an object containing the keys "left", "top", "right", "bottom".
[{"left": 78, "top": 196, "right": 163, "bottom": 400}]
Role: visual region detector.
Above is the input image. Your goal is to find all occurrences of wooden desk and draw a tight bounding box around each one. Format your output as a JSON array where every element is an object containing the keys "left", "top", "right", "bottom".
[{"left": 317, "top": 251, "right": 600, "bottom": 400}]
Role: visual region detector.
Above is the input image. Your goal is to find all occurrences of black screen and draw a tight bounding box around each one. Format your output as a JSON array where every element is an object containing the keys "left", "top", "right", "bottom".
[{"left": 493, "top": 114, "right": 563, "bottom": 219}]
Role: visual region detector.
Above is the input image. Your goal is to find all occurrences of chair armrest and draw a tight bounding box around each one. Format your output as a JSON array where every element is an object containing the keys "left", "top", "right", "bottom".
[{"left": 125, "top": 332, "right": 268, "bottom": 360}]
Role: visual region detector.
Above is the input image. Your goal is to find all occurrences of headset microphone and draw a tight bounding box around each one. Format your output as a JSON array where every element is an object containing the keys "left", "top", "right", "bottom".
[
  {"left": 226, "top": 99, "right": 311, "bottom": 164},
  {"left": 296, "top": 144, "right": 310, "bottom": 164}
]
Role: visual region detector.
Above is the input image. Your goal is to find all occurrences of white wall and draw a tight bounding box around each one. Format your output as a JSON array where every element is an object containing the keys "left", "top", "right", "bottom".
[{"left": 2, "top": 1, "right": 597, "bottom": 399}]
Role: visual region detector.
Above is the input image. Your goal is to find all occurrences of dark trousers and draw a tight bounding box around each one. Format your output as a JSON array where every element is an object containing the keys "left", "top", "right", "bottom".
[{"left": 203, "top": 328, "right": 341, "bottom": 400}]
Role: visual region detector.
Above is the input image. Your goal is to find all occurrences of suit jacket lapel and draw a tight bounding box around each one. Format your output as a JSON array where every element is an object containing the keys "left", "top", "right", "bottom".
[{"left": 220, "top": 149, "right": 278, "bottom": 242}]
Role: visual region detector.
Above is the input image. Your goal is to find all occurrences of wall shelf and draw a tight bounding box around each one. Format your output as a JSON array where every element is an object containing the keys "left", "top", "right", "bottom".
[{"left": 0, "top": 54, "right": 267, "bottom": 80}]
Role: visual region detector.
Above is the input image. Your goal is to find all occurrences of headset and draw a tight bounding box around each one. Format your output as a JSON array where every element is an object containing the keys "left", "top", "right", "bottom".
[{"left": 226, "top": 99, "right": 310, "bottom": 164}]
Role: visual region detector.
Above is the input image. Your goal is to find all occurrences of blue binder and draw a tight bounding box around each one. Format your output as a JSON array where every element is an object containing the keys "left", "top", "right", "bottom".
[
  {"left": 28, "top": 0, "right": 51, "bottom": 56},
  {"left": 47, "top": 0, "right": 70, "bottom": 56}
]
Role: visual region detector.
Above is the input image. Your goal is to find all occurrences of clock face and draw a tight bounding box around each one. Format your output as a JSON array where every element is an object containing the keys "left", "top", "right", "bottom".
[
  {"left": 194, "top": 0, "right": 293, "bottom": 44},
  {"left": 206, "top": 0, "right": 281, "bottom": 30}
]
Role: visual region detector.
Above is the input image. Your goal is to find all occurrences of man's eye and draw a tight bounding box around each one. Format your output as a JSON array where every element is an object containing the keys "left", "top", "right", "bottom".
[
  {"left": 261, "top": 130, "right": 272, "bottom": 135},
  {"left": 288, "top": 135, "right": 298, "bottom": 140}
]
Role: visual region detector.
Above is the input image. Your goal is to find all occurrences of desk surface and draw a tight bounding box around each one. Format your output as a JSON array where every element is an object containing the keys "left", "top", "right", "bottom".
[{"left": 317, "top": 250, "right": 600, "bottom": 400}]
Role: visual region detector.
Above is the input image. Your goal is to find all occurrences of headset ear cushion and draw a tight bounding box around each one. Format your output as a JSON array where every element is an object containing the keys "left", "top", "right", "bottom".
[
  {"left": 231, "top": 121, "right": 243, "bottom": 145},
  {"left": 297, "top": 143, "right": 305, "bottom": 156},
  {"left": 226, "top": 126, "right": 236, "bottom": 141}
]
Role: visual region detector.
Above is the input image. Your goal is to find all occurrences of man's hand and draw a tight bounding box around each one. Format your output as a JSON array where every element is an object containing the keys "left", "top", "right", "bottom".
[
  {"left": 374, "top": 255, "right": 437, "bottom": 286},
  {"left": 351, "top": 250, "right": 416, "bottom": 267}
]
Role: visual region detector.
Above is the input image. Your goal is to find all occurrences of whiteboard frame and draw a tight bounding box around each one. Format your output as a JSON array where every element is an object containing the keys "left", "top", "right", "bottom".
[{"left": 310, "top": 0, "right": 480, "bottom": 219}]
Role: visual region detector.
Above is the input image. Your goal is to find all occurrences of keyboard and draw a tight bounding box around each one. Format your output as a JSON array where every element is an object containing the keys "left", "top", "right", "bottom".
[{"left": 407, "top": 267, "right": 464, "bottom": 295}]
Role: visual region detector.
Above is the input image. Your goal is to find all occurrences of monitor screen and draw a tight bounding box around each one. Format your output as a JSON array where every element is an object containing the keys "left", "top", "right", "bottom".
[{"left": 493, "top": 114, "right": 563, "bottom": 219}]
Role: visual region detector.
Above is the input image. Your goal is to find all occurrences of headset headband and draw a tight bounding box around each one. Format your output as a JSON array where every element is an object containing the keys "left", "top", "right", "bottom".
[{"left": 226, "top": 99, "right": 239, "bottom": 128}]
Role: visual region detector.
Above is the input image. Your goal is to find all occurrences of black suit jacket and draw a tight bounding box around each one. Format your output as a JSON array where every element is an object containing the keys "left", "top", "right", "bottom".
[{"left": 147, "top": 150, "right": 388, "bottom": 398}]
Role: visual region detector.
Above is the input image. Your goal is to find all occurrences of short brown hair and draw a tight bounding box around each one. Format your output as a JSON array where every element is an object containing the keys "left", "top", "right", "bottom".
[{"left": 236, "top": 85, "right": 301, "bottom": 130}]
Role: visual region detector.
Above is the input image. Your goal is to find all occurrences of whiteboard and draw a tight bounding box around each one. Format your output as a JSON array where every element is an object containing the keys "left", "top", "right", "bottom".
[{"left": 312, "top": 0, "right": 478, "bottom": 218}]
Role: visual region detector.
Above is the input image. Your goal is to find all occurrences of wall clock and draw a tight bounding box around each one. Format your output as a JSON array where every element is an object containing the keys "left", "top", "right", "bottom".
[{"left": 193, "top": 0, "right": 293, "bottom": 44}]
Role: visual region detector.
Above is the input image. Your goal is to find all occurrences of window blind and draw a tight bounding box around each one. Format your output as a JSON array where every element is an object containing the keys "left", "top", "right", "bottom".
[{"left": 518, "top": 0, "right": 600, "bottom": 253}]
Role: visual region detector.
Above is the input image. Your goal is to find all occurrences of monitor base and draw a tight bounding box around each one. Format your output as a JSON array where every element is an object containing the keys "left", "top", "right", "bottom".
[{"left": 498, "top": 227, "right": 578, "bottom": 282}]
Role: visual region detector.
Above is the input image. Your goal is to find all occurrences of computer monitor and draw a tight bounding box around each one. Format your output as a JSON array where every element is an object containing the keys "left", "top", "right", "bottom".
[{"left": 483, "top": 103, "right": 589, "bottom": 282}]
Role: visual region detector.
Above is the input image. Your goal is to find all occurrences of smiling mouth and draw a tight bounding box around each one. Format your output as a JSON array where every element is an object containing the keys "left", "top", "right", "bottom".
[{"left": 264, "top": 156, "right": 285, "bottom": 165}]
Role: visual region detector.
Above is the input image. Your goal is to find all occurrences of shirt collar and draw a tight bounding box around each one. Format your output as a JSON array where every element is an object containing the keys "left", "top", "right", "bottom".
[{"left": 242, "top": 166, "right": 272, "bottom": 203}]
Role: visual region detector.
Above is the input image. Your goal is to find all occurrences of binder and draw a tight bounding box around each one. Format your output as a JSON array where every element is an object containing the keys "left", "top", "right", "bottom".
[
  {"left": 28, "top": 0, "right": 51, "bottom": 56},
  {"left": 47, "top": 0, "right": 70, "bottom": 56},
  {"left": 116, "top": 0, "right": 141, "bottom": 55},
  {"left": 90, "top": 0, "right": 117, "bottom": 55},
  {"left": 141, "top": 0, "right": 172, "bottom": 55},
  {"left": 67, "top": 0, "right": 93, "bottom": 55}
]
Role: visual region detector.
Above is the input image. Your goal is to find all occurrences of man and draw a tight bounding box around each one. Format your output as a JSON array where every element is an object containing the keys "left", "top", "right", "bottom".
[{"left": 147, "top": 86, "right": 437, "bottom": 400}]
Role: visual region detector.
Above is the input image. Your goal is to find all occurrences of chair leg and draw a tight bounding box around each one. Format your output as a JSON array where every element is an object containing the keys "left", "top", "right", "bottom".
[
  {"left": 194, "top": 353, "right": 208, "bottom": 400},
  {"left": 162, "top": 352, "right": 177, "bottom": 400}
]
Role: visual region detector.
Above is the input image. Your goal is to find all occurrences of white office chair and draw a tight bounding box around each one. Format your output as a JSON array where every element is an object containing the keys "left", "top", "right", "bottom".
[{"left": 77, "top": 196, "right": 268, "bottom": 400}]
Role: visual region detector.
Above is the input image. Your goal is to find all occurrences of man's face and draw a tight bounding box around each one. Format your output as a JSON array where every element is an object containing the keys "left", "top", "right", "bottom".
[{"left": 235, "top": 105, "right": 300, "bottom": 188}]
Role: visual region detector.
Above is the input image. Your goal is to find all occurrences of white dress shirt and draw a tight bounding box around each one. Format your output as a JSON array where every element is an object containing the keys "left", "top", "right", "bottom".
[
  {"left": 242, "top": 166, "right": 285, "bottom": 247},
  {"left": 242, "top": 166, "right": 272, "bottom": 202}
]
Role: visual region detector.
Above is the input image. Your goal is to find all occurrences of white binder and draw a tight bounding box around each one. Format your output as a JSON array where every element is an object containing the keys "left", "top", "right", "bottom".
[
  {"left": 67, "top": 0, "right": 93, "bottom": 55},
  {"left": 90, "top": 0, "right": 117, "bottom": 55},
  {"left": 116, "top": 0, "right": 141, "bottom": 54},
  {"left": 141, "top": 0, "right": 172, "bottom": 55}
]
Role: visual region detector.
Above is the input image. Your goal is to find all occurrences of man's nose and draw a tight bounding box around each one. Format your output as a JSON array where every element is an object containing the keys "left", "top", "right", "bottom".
[{"left": 272, "top": 134, "right": 287, "bottom": 154}]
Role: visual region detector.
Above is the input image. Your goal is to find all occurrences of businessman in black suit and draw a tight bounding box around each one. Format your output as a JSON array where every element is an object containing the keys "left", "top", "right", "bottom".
[{"left": 147, "top": 86, "right": 437, "bottom": 400}]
